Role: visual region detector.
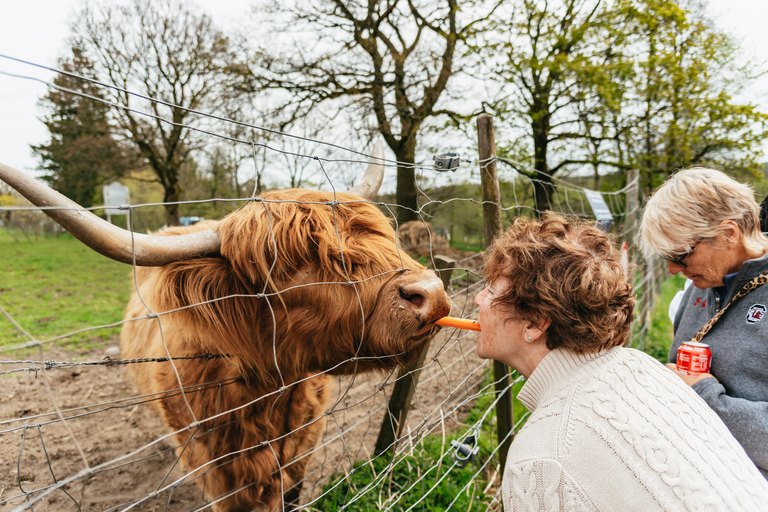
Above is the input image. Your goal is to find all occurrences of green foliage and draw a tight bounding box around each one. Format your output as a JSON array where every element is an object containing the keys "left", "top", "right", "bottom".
[
  {"left": 320, "top": 439, "right": 486, "bottom": 511},
  {"left": 450, "top": 241, "right": 487, "bottom": 253},
  {"left": 490, "top": 0, "right": 768, "bottom": 202},
  {"left": 614, "top": 0, "right": 768, "bottom": 189},
  {"left": 0, "top": 230, "right": 131, "bottom": 351},
  {"left": 491, "top": 0, "right": 623, "bottom": 210},
  {"left": 632, "top": 273, "right": 687, "bottom": 362},
  {"left": 31, "top": 45, "right": 136, "bottom": 207},
  {"left": 418, "top": 182, "right": 486, "bottom": 249},
  {"left": 321, "top": 371, "right": 527, "bottom": 510}
]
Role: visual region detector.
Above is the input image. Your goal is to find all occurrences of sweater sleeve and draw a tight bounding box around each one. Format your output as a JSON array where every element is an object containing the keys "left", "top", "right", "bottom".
[
  {"left": 503, "top": 459, "right": 597, "bottom": 512},
  {"left": 693, "top": 378, "right": 768, "bottom": 475}
]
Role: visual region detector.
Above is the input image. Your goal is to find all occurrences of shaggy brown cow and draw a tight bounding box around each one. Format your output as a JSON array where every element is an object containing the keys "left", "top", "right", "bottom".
[{"left": 0, "top": 146, "right": 451, "bottom": 511}]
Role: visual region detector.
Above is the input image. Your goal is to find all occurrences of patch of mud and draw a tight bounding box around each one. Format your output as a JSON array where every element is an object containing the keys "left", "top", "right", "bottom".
[{"left": 1, "top": 302, "right": 488, "bottom": 511}]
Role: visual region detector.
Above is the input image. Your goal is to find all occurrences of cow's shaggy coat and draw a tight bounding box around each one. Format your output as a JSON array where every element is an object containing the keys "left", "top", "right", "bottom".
[{"left": 121, "top": 190, "right": 450, "bottom": 511}]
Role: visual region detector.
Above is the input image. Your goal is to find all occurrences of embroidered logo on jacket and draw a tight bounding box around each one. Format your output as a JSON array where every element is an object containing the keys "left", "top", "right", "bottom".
[
  {"left": 693, "top": 297, "right": 707, "bottom": 308},
  {"left": 747, "top": 304, "right": 766, "bottom": 324}
]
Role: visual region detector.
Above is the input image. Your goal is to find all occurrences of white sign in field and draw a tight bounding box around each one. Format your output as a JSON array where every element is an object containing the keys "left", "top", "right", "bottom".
[
  {"left": 103, "top": 182, "right": 130, "bottom": 222},
  {"left": 583, "top": 189, "right": 613, "bottom": 231}
]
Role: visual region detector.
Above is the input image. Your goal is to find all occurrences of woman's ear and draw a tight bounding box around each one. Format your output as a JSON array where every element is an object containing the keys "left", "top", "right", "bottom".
[
  {"left": 524, "top": 317, "right": 551, "bottom": 343},
  {"left": 720, "top": 220, "right": 741, "bottom": 248}
]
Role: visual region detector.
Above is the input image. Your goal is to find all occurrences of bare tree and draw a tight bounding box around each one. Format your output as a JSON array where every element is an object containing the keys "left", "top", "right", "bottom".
[
  {"left": 248, "top": 0, "right": 500, "bottom": 221},
  {"left": 73, "top": 0, "right": 247, "bottom": 225}
]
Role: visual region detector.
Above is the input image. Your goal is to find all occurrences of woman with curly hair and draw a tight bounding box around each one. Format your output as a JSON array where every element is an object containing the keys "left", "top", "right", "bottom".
[{"left": 476, "top": 214, "right": 768, "bottom": 511}]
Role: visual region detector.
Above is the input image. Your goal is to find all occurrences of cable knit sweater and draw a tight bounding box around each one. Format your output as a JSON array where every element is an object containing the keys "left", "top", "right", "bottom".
[{"left": 502, "top": 346, "right": 768, "bottom": 511}]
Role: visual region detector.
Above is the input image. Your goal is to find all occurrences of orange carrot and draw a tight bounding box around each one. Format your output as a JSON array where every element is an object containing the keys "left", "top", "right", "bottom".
[{"left": 435, "top": 316, "right": 481, "bottom": 332}]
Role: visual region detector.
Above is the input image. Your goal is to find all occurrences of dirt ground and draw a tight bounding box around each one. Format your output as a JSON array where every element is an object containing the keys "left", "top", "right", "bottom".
[{"left": 0, "top": 308, "right": 488, "bottom": 511}]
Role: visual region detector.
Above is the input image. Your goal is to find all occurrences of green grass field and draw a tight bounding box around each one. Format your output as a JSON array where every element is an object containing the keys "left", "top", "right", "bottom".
[
  {"left": 0, "top": 229, "right": 132, "bottom": 351},
  {"left": 632, "top": 273, "right": 687, "bottom": 363},
  {"left": 1, "top": 229, "right": 684, "bottom": 360}
]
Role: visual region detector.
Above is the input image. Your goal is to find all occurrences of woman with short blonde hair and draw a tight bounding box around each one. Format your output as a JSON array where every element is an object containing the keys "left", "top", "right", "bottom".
[
  {"left": 640, "top": 167, "right": 768, "bottom": 480},
  {"left": 640, "top": 167, "right": 766, "bottom": 259}
]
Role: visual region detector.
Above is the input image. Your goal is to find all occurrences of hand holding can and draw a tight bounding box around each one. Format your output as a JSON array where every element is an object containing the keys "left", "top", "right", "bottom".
[{"left": 676, "top": 342, "right": 712, "bottom": 375}]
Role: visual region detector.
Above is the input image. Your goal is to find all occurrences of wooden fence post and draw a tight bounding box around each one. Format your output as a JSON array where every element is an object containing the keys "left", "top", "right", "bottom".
[
  {"left": 374, "top": 117, "right": 514, "bottom": 460},
  {"left": 373, "top": 346, "right": 428, "bottom": 454},
  {"left": 477, "top": 114, "right": 515, "bottom": 471},
  {"left": 373, "top": 253, "right": 456, "bottom": 455},
  {"left": 625, "top": 169, "right": 639, "bottom": 259},
  {"left": 434, "top": 254, "right": 456, "bottom": 291}
]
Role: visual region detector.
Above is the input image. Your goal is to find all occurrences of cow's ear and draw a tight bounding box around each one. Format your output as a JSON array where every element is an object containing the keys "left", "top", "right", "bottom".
[
  {"left": 151, "top": 257, "right": 269, "bottom": 369},
  {"left": 155, "top": 258, "right": 231, "bottom": 306}
]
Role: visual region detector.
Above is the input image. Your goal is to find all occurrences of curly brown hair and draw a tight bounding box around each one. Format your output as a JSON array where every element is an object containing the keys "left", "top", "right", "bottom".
[{"left": 485, "top": 214, "right": 636, "bottom": 355}]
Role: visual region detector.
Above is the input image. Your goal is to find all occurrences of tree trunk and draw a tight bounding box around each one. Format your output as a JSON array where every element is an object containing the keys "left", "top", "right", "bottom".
[
  {"left": 531, "top": 100, "right": 554, "bottom": 217},
  {"left": 394, "top": 139, "right": 418, "bottom": 223},
  {"left": 532, "top": 178, "right": 554, "bottom": 217},
  {"left": 163, "top": 172, "right": 181, "bottom": 226},
  {"left": 532, "top": 138, "right": 553, "bottom": 216}
]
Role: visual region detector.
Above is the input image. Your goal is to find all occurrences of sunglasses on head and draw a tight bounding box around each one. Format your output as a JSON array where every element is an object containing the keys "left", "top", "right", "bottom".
[{"left": 660, "top": 238, "right": 702, "bottom": 268}]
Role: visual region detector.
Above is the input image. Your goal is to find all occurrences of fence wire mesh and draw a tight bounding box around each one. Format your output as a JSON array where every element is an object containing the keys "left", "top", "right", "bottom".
[{"left": 0, "top": 56, "right": 653, "bottom": 512}]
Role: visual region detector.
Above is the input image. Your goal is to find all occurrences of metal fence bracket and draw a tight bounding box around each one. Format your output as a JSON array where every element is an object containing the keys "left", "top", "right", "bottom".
[
  {"left": 450, "top": 431, "right": 479, "bottom": 469},
  {"left": 433, "top": 153, "right": 460, "bottom": 172}
]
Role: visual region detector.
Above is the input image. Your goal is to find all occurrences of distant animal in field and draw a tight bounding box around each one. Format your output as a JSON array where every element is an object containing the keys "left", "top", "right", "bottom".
[
  {"left": 0, "top": 142, "right": 451, "bottom": 511},
  {"left": 397, "top": 220, "right": 449, "bottom": 251}
]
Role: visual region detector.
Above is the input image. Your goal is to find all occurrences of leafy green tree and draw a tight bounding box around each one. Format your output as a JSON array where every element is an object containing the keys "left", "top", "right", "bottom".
[
  {"left": 492, "top": 0, "right": 767, "bottom": 208},
  {"left": 32, "top": 46, "right": 136, "bottom": 207},
  {"left": 613, "top": 0, "right": 768, "bottom": 191},
  {"left": 492, "top": 0, "right": 620, "bottom": 213}
]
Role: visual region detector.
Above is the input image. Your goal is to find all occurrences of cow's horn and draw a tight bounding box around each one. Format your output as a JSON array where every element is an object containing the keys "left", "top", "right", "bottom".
[
  {"left": 346, "top": 140, "right": 385, "bottom": 200},
  {"left": 0, "top": 162, "right": 221, "bottom": 266}
]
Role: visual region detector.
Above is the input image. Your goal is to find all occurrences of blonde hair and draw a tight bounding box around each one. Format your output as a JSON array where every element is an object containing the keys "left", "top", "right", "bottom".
[{"left": 639, "top": 168, "right": 765, "bottom": 260}]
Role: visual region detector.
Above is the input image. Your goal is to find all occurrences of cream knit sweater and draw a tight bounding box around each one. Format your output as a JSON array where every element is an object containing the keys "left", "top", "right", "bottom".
[{"left": 503, "top": 346, "right": 768, "bottom": 511}]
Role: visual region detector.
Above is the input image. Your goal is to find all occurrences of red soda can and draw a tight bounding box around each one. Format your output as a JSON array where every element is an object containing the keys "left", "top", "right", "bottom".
[{"left": 676, "top": 342, "right": 712, "bottom": 375}]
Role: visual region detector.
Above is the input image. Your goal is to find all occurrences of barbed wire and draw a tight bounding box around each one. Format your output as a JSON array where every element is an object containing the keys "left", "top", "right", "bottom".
[
  {"left": 0, "top": 353, "right": 231, "bottom": 376},
  {"left": 1, "top": 54, "right": 649, "bottom": 193}
]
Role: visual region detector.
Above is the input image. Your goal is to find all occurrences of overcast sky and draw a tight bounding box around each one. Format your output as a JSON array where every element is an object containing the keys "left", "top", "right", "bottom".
[
  {"left": 1, "top": 0, "right": 767, "bottom": 179},
  {"left": 0, "top": 0, "right": 252, "bottom": 176}
]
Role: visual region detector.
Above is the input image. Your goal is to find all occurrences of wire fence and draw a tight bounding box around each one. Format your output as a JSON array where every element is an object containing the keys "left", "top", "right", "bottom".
[{"left": 0, "top": 56, "right": 656, "bottom": 512}]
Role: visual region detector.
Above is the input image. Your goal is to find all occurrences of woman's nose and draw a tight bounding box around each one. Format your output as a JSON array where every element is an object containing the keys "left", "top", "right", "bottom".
[
  {"left": 668, "top": 261, "right": 684, "bottom": 274},
  {"left": 474, "top": 287, "right": 487, "bottom": 307}
]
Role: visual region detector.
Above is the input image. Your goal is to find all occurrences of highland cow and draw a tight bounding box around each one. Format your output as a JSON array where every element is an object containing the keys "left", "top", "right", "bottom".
[{"left": 0, "top": 144, "right": 451, "bottom": 511}]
